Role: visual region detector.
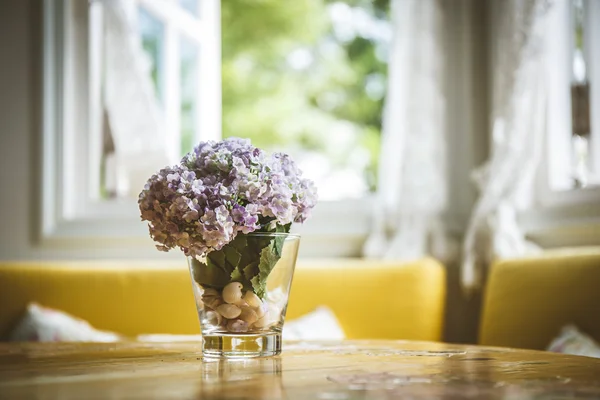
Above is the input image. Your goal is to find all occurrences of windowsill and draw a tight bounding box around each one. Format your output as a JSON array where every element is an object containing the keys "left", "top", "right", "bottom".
[
  {"left": 519, "top": 194, "right": 600, "bottom": 248},
  {"left": 40, "top": 197, "right": 373, "bottom": 258}
]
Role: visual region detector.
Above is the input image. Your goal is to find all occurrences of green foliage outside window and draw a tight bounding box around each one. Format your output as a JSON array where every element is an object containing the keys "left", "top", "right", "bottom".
[{"left": 221, "top": 0, "right": 390, "bottom": 192}]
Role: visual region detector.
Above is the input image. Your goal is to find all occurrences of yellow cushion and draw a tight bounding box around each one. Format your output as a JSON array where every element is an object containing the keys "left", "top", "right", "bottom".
[
  {"left": 479, "top": 248, "right": 600, "bottom": 350},
  {"left": 0, "top": 262, "right": 198, "bottom": 338},
  {"left": 287, "top": 258, "right": 446, "bottom": 340},
  {"left": 0, "top": 258, "right": 446, "bottom": 341}
]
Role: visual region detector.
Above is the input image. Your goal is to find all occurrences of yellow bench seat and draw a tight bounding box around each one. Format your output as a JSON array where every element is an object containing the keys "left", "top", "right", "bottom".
[
  {"left": 0, "top": 258, "right": 446, "bottom": 341},
  {"left": 479, "top": 248, "right": 600, "bottom": 350}
]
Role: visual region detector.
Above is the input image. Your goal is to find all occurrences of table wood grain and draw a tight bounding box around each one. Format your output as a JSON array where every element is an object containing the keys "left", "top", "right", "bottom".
[{"left": 0, "top": 340, "right": 599, "bottom": 399}]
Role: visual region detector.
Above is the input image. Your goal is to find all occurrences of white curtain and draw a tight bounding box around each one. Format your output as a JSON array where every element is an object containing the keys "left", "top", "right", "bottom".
[
  {"left": 461, "top": 0, "right": 552, "bottom": 293},
  {"left": 102, "top": 0, "right": 169, "bottom": 197},
  {"left": 363, "top": 0, "right": 450, "bottom": 261}
]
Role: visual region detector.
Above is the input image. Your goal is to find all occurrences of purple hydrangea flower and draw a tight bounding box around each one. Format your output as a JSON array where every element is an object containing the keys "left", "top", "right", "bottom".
[{"left": 138, "top": 137, "right": 318, "bottom": 258}]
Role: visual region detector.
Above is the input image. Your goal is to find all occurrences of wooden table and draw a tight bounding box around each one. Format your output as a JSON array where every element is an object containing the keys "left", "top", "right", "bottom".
[{"left": 1, "top": 340, "right": 599, "bottom": 399}]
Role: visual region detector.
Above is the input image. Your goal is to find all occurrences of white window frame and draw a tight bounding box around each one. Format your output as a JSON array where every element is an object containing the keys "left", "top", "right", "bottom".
[
  {"left": 591, "top": 0, "right": 600, "bottom": 179},
  {"left": 41, "top": 0, "right": 221, "bottom": 255},
  {"left": 540, "top": 0, "right": 600, "bottom": 200},
  {"left": 521, "top": 0, "right": 600, "bottom": 246},
  {"left": 40, "top": 0, "right": 370, "bottom": 257}
]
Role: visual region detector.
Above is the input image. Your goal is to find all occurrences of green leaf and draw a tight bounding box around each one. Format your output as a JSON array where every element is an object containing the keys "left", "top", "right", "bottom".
[
  {"left": 190, "top": 258, "right": 231, "bottom": 290},
  {"left": 223, "top": 243, "right": 242, "bottom": 271},
  {"left": 273, "top": 237, "right": 284, "bottom": 257},
  {"left": 250, "top": 275, "right": 262, "bottom": 298},
  {"left": 206, "top": 249, "right": 230, "bottom": 274},
  {"left": 230, "top": 234, "right": 268, "bottom": 268},
  {"left": 273, "top": 223, "right": 290, "bottom": 257},
  {"left": 230, "top": 268, "right": 243, "bottom": 282},
  {"left": 251, "top": 241, "right": 282, "bottom": 298},
  {"left": 191, "top": 232, "right": 286, "bottom": 299},
  {"left": 276, "top": 223, "right": 292, "bottom": 233},
  {"left": 243, "top": 261, "right": 260, "bottom": 281},
  {"left": 230, "top": 268, "right": 252, "bottom": 290}
]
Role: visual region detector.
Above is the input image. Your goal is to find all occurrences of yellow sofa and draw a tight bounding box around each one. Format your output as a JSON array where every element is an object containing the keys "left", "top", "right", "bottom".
[
  {"left": 479, "top": 248, "right": 600, "bottom": 350},
  {"left": 0, "top": 258, "right": 446, "bottom": 341}
]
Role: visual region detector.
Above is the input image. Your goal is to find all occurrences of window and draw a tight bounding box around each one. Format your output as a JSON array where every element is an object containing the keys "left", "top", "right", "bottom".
[
  {"left": 523, "top": 0, "right": 600, "bottom": 246},
  {"left": 545, "top": 0, "right": 600, "bottom": 196},
  {"left": 94, "top": 0, "right": 388, "bottom": 202},
  {"left": 220, "top": 1, "right": 389, "bottom": 200},
  {"left": 41, "top": 0, "right": 219, "bottom": 251},
  {"left": 568, "top": 0, "right": 600, "bottom": 188},
  {"left": 41, "top": 0, "right": 388, "bottom": 256},
  {"left": 93, "top": 0, "right": 220, "bottom": 201}
]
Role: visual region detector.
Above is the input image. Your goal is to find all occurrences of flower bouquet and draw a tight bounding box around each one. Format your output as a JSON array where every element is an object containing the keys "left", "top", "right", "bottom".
[{"left": 138, "top": 138, "right": 317, "bottom": 358}]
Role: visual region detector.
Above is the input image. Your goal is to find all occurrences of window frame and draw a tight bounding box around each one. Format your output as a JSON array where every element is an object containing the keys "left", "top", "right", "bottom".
[
  {"left": 521, "top": 0, "right": 600, "bottom": 247},
  {"left": 539, "top": 0, "right": 600, "bottom": 203},
  {"left": 587, "top": 0, "right": 600, "bottom": 180},
  {"left": 40, "top": 0, "right": 221, "bottom": 252},
  {"left": 40, "top": 0, "right": 370, "bottom": 257},
  {"left": 86, "top": 0, "right": 220, "bottom": 210}
]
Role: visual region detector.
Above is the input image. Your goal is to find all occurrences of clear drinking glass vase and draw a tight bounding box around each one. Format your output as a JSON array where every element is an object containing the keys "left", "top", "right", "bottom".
[{"left": 187, "top": 232, "right": 300, "bottom": 358}]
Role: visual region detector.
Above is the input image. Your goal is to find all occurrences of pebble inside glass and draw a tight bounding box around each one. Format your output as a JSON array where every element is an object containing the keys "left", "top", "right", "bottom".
[{"left": 187, "top": 233, "right": 300, "bottom": 358}]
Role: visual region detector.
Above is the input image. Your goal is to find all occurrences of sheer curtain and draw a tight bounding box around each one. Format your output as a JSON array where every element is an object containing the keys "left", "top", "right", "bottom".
[
  {"left": 102, "top": 0, "right": 169, "bottom": 197},
  {"left": 366, "top": 0, "right": 553, "bottom": 294},
  {"left": 461, "top": 0, "right": 552, "bottom": 293},
  {"left": 363, "top": 0, "right": 450, "bottom": 261}
]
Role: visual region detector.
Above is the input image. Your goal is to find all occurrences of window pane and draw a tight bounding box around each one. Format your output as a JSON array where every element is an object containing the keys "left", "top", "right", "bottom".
[
  {"left": 99, "top": 6, "right": 166, "bottom": 199},
  {"left": 221, "top": 0, "right": 389, "bottom": 200},
  {"left": 138, "top": 7, "right": 165, "bottom": 101},
  {"left": 181, "top": 37, "right": 198, "bottom": 157},
  {"left": 568, "top": 0, "right": 598, "bottom": 188},
  {"left": 179, "top": 0, "right": 200, "bottom": 17}
]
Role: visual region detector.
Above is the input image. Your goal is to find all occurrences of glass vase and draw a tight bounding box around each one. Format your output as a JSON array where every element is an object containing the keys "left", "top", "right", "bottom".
[{"left": 187, "top": 232, "right": 300, "bottom": 359}]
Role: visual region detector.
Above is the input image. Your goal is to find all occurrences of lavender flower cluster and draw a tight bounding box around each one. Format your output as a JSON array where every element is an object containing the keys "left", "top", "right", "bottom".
[{"left": 138, "top": 137, "right": 317, "bottom": 258}]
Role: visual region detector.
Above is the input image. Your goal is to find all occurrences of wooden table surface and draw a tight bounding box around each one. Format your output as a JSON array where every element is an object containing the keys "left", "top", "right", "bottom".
[{"left": 0, "top": 340, "right": 599, "bottom": 399}]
